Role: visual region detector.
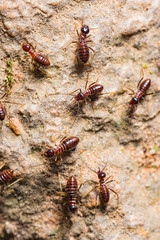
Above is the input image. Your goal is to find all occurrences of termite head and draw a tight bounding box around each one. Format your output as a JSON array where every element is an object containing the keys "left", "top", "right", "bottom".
[
  {"left": 69, "top": 204, "right": 77, "bottom": 213},
  {"left": 22, "top": 43, "right": 31, "bottom": 52},
  {"left": 97, "top": 169, "right": 106, "bottom": 179},
  {"left": 44, "top": 149, "right": 54, "bottom": 158},
  {"left": 128, "top": 97, "right": 138, "bottom": 113},
  {"left": 81, "top": 25, "right": 90, "bottom": 35},
  {"left": 130, "top": 97, "right": 138, "bottom": 105},
  {"left": 74, "top": 92, "right": 85, "bottom": 102}
]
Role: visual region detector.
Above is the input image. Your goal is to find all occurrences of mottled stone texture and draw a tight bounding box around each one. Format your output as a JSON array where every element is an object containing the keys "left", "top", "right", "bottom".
[{"left": 0, "top": 0, "right": 160, "bottom": 239}]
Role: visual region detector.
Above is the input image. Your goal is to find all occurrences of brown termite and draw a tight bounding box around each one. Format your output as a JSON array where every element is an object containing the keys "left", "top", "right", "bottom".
[
  {"left": 44, "top": 136, "right": 79, "bottom": 161},
  {"left": 69, "top": 75, "right": 113, "bottom": 126},
  {"left": 128, "top": 78, "right": 151, "bottom": 114},
  {"left": 0, "top": 162, "right": 23, "bottom": 192},
  {"left": 58, "top": 172, "right": 85, "bottom": 213},
  {"left": 66, "top": 176, "right": 79, "bottom": 213},
  {"left": 22, "top": 42, "right": 61, "bottom": 76},
  {"left": 84, "top": 167, "right": 119, "bottom": 208},
  {"left": 0, "top": 93, "right": 7, "bottom": 121},
  {"left": 22, "top": 43, "right": 50, "bottom": 67},
  {"left": 64, "top": 22, "right": 96, "bottom": 65},
  {"left": 0, "top": 93, "right": 23, "bottom": 121},
  {"left": 0, "top": 102, "right": 6, "bottom": 120}
]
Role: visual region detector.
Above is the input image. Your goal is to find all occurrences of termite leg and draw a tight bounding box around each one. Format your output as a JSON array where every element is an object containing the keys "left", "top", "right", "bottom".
[
  {"left": 123, "top": 85, "right": 135, "bottom": 95},
  {"left": 88, "top": 47, "right": 96, "bottom": 66},
  {"left": 75, "top": 53, "right": 79, "bottom": 65},
  {"left": 0, "top": 93, "right": 7, "bottom": 100},
  {"left": 38, "top": 67, "right": 53, "bottom": 78},
  {"left": 137, "top": 64, "right": 145, "bottom": 88},
  {"left": 84, "top": 71, "right": 91, "bottom": 90},
  {"left": 5, "top": 177, "right": 24, "bottom": 190},
  {"left": 88, "top": 77, "right": 100, "bottom": 88},
  {"left": 86, "top": 35, "right": 92, "bottom": 39},
  {"left": 74, "top": 22, "right": 80, "bottom": 37},
  {"left": 78, "top": 164, "right": 84, "bottom": 191},
  {"left": 69, "top": 88, "right": 82, "bottom": 95},
  {"left": 49, "top": 57, "right": 62, "bottom": 69},
  {"left": 0, "top": 161, "right": 5, "bottom": 170},
  {"left": 108, "top": 187, "right": 119, "bottom": 208},
  {"left": 96, "top": 92, "right": 115, "bottom": 96},
  {"left": 93, "top": 192, "right": 99, "bottom": 213},
  {"left": 58, "top": 172, "right": 65, "bottom": 198},
  {"left": 83, "top": 185, "right": 98, "bottom": 197},
  {"left": 137, "top": 77, "right": 144, "bottom": 89},
  {"left": 60, "top": 136, "right": 67, "bottom": 144},
  {"left": 144, "top": 92, "right": 154, "bottom": 96},
  {"left": 103, "top": 175, "right": 113, "bottom": 183},
  {"left": 87, "top": 97, "right": 95, "bottom": 113},
  {"left": 63, "top": 41, "right": 78, "bottom": 50}
]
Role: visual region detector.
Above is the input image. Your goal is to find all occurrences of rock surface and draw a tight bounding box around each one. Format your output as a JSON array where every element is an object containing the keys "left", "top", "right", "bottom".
[{"left": 0, "top": 0, "right": 160, "bottom": 239}]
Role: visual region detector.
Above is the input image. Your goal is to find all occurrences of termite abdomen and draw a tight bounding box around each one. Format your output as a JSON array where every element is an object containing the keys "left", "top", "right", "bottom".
[
  {"left": 139, "top": 79, "right": 151, "bottom": 92},
  {"left": 88, "top": 84, "right": 103, "bottom": 95},
  {"left": 33, "top": 54, "right": 50, "bottom": 66},
  {"left": 78, "top": 40, "right": 89, "bottom": 64},
  {"left": 66, "top": 176, "right": 78, "bottom": 213},
  {"left": 62, "top": 137, "right": 79, "bottom": 151},
  {"left": 0, "top": 169, "right": 14, "bottom": 185},
  {"left": 0, "top": 102, "right": 6, "bottom": 120},
  {"left": 100, "top": 185, "right": 110, "bottom": 203}
]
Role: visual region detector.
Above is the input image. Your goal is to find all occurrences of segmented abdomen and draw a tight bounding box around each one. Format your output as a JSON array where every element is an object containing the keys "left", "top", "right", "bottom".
[
  {"left": 62, "top": 137, "right": 79, "bottom": 151},
  {"left": 0, "top": 169, "right": 14, "bottom": 185},
  {"left": 0, "top": 103, "right": 5, "bottom": 120},
  {"left": 100, "top": 184, "right": 109, "bottom": 203},
  {"left": 78, "top": 40, "right": 89, "bottom": 63},
  {"left": 85, "top": 84, "right": 103, "bottom": 97},
  {"left": 139, "top": 79, "right": 151, "bottom": 94},
  {"left": 135, "top": 90, "right": 143, "bottom": 100},
  {"left": 54, "top": 144, "right": 66, "bottom": 156},
  {"left": 29, "top": 50, "right": 50, "bottom": 66},
  {"left": 66, "top": 176, "right": 78, "bottom": 212}
]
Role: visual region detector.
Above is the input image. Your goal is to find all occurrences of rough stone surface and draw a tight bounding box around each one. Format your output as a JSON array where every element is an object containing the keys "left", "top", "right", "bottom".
[{"left": 0, "top": 0, "right": 160, "bottom": 240}]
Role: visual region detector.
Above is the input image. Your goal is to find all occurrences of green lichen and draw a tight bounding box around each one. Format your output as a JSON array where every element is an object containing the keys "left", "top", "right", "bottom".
[
  {"left": 153, "top": 145, "right": 158, "bottom": 153},
  {"left": 4, "top": 60, "right": 15, "bottom": 88}
]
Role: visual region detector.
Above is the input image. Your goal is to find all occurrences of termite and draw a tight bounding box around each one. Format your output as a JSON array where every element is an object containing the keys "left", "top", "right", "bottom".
[
  {"left": 72, "top": 83, "right": 103, "bottom": 105},
  {"left": 22, "top": 43, "right": 50, "bottom": 66},
  {"left": 84, "top": 168, "right": 119, "bottom": 208},
  {"left": 69, "top": 75, "right": 113, "bottom": 126},
  {"left": 0, "top": 93, "right": 23, "bottom": 121},
  {"left": 128, "top": 78, "right": 151, "bottom": 114},
  {"left": 66, "top": 176, "right": 78, "bottom": 213},
  {"left": 58, "top": 173, "right": 85, "bottom": 213},
  {"left": 44, "top": 136, "right": 79, "bottom": 161},
  {"left": 0, "top": 163, "right": 23, "bottom": 192},
  {"left": 0, "top": 102, "right": 6, "bottom": 120},
  {"left": 64, "top": 22, "right": 95, "bottom": 66}
]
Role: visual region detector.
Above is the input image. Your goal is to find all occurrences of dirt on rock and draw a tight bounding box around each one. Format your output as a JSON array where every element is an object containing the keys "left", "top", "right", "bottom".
[{"left": 0, "top": 0, "right": 160, "bottom": 240}]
